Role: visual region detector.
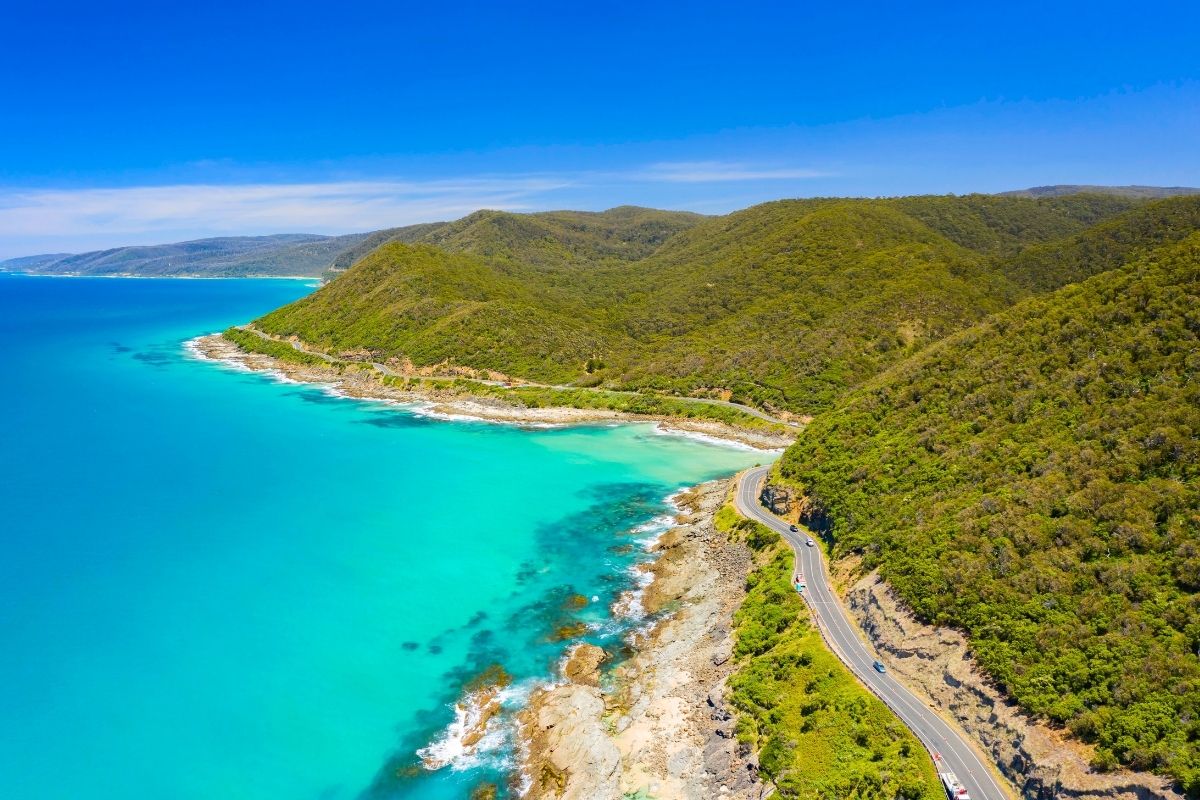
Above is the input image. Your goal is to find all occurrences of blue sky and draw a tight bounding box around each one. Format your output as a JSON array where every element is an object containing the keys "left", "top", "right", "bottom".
[{"left": 1, "top": 0, "right": 1197, "bottom": 256}]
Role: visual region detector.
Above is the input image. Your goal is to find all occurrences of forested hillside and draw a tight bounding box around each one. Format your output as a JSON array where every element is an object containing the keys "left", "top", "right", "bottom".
[
  {"left": 997, "top": 195, "right": 1200, "bottom": 291},
  {"left": 1, "top": 232, "right": 370, "bottom": 277},
  {"left": 254, "top": 194, "right": 1167, "bottom": 413},
  {"left": 778, "top": 234, "right": 1200, "bottom": 791}
]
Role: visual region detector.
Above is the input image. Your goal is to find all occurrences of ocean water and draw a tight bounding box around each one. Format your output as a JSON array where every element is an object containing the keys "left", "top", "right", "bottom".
[{"left": 0, "top": 274, "right": 766, "bottom": 799}]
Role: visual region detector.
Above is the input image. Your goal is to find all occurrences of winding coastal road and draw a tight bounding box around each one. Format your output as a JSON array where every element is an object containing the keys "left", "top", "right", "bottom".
[{"left": 735, "top": 466, "right": 1013, "bottom": 800}]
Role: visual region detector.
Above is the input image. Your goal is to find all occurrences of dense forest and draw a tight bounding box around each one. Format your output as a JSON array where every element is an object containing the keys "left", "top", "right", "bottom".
[
  {"left": 255, "top": 195, "right": 1189, "bottom": 414},
  {"left": 779, "top": 233, "right": 1200, "bottom": 791}
]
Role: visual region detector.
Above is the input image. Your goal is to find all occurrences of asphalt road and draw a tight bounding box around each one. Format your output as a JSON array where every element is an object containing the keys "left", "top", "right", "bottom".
[{"left": 735, "top": 466, "right": 1012, "bottom": 800}]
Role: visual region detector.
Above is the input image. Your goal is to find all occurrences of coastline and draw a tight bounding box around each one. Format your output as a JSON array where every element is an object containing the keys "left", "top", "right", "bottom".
[
  {"left": 1, "top": 270, "right": 320, "bottom": 280},
  {"left": 187, "top": 333, "right": 794, "bottom": 451},
  {"left": 518, "top": 478, "right": 763, "bottom": 800},
  {"left": 187, "top": 330, "right": 783, "bottom": 796}
]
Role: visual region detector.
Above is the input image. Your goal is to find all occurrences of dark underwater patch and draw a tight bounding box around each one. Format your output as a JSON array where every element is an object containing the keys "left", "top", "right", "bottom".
[
  {"left": 356, "top": 412, "right": 430, "bottom": 429},
  {"left": 132, "top": 348, "right": 177, "bottom": 368},
  {"left": 288, "top": 389, "right": 347, "bottom": 406}
]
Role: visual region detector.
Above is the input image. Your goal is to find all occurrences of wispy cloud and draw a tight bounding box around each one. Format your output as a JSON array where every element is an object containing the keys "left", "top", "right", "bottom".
[
  {"left": 0, "top": 160, "right": 831, "bottom": 257},
  {"left": 0, "top": 177, "right": 569, "bottom": 241}
]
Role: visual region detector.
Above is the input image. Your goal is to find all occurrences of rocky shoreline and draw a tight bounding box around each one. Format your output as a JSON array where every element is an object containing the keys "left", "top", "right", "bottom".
[
  {"left": 517, "top": 479, "right": 766, "bottom": 800},
  {"left": 188, "top": 334, "right": 794, "bottom": 451}
]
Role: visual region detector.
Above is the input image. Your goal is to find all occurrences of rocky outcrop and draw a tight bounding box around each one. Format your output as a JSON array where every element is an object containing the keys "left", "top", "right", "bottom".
[
  {"left": 562, "top": 644, "right": 607, "bottom": 687},
  {"left": 758, "top": 483, "right": 793, "bottom": 515},
  {"left": 521, "top": 684, "right": 621, "bottom": 800},
  {"left": 518, "top": 480, "right": 764, "bottom": 800},
  {"left": 845, "top": 572, "right": 1185, "bottom": 800}
]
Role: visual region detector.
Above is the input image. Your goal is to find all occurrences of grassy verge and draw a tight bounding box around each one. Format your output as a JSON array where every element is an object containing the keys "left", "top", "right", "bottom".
[{"left": 715, "top": 502, "right": 942, "bottom": 800}]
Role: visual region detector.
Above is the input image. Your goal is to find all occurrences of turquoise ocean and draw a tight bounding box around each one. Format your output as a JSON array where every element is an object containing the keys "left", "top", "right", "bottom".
[{"left": 0, "top": 274, "right": 765, "bottom": 799}]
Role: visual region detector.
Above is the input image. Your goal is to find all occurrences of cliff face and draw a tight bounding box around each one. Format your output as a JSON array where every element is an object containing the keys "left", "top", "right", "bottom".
[
  {"left": 845, "top": 572, "right": 1185, "bottom": 800},
  {"left": 518, "top": 480, "right": 764, "bottom": 800}
]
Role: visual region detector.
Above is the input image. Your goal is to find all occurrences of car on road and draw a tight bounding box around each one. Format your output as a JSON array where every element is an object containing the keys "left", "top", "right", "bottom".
[
  {"left": 805, "top": 538, "right": 815, "bottom": 547},
  {"left": 873, "top": 660, "right": 887, "bottom": 673},
  {"left": 789, "top": 524, "right": 798, "bottom": 531}
]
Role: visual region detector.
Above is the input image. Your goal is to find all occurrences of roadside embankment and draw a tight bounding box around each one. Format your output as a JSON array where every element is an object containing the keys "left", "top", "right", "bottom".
[{"left": 846, "top": 573, "right": 1187, "bottom": 800}]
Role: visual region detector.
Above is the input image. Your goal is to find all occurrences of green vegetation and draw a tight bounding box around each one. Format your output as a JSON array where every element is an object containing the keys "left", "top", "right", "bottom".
[
  {"left": 716, "top": 504, "right": 941, "bottom": 799},
  {"left": 258, "top": 195, "right": 1170, "bottom": 415},
  {"left": 779, "top": 234, "right": 1200, "bottom": 792},
  {"left": 222, "top": 326, "right": 332, "bottom": 367},
  {"left": 893, "top": 192, "right": 1138, "bottom": 254},
  {"left": 1000, "top": 185, "right": 1200, "bottom": 200},
  {"left": 997, "top": 194, "right": 1200, "bottom": 291},
  {"left": 221, "top": 325, "right": 787, "bottom": 433}
]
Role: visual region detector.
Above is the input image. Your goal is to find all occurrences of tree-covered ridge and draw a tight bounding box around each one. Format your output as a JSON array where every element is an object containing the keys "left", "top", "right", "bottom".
[
  {"left": 321, "top": 205, "right": 706, "bottom": 281},
  {"left": 778, "top": 234, "right": 1200, "bottom": 792},
  {"left": 258, "top": 243, "right": 619, "bottom": 382},
  {"left": 893, "top": 192, "right": 1139, "bottom": 255},
  {"left": 998, "top": 195, "right": 1200, "bottom": 292},
  {"left": 418, "top": 205, "right": 706, "bottom": 272},
  {"left": 260, "top": 195, "right": 1150, "bottom": 413},
  {"left": 1001, "top": 185, "right": 1200, "bottom": 200}
]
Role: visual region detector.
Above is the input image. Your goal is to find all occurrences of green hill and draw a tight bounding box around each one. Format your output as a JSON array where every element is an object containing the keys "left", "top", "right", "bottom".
[
  {"left": 777, "top": 234, "right": 1200, "bottom": 791},
  {"left": 894, "top": 192, "right": 1139, "bottom": 254},
  {"left": 1001, "top": 184, "right": 1200, "bottom": 200},
  {"left": 255, "top": 195, "right": 1153, "bottom": 414},
  {"left": 258, "top": 243, "right": 619, "bottom": 381},
  {"left": 997, "top": 195, "right": 1200, "bottom": 291}
]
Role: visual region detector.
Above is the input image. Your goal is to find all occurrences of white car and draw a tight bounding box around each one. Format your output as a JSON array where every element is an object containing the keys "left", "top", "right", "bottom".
[{"left": 805, "top": 538, "right": 815, "bottom": 547}]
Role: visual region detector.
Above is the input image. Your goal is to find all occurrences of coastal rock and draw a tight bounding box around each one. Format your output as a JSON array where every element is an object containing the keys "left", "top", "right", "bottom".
[
  {"left": 845, "top": 572, "right": 1186, "bottom": 800},
  {"left": 516, "top": 479, "right": 763, "bottom": 800},
  {"left": 562, "top": 644, "right": 607, "bottom": 687},
  {"left": 418, "top": 665, "right": 510, "bottom": 770},
  {"left": 519, "top": 684, "right": 620, "bottom": 800}
]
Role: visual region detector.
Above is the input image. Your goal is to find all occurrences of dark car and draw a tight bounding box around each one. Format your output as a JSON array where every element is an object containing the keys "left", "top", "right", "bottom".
[
  {"left": 789, "top": 524, "right": 799, "bottom": 532},
  {"left": 873, "top": 660, "right": 887, "bottom": 673}
]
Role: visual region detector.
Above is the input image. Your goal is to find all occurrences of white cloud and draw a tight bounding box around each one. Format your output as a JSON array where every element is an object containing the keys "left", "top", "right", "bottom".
[
  {"left": 0, "top": 177, "right": 569, "bottom": 244},
  {"left": 0, "top": 160, "right": 831, "bottom": 257}
]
